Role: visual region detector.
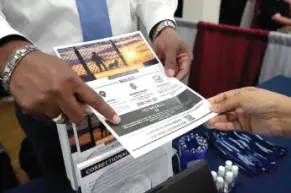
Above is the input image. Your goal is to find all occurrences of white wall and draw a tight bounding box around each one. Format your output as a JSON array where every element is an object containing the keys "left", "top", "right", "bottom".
[{"left": 182, "top": 0, "right": 221, "bottom": 23}]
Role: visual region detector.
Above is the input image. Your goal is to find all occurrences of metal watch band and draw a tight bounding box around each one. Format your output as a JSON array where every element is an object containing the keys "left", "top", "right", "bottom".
[
  {"left": 152, "top": 19, "right": 177, "bottom": 41},
  {"left": 1, "top": 45, "right": 38, "bottom": 92}
]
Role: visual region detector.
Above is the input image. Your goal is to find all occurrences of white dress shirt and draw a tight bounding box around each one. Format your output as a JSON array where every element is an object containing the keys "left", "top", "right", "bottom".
[{"left": 0, "top": 0, "right": 177, "bottom": 55}]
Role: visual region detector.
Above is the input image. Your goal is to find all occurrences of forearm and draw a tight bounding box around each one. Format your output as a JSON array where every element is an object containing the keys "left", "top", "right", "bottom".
[
  {"left": 0, "top": 36, "right": 31, "bottom": 73},
  {"left": 0, "top": 10, "right": 32, "bottom": 74},
  {"left": 134, "top": 0, "right": 177, "bottom": 35},
  {"left": 275, "top": 96, "right": 291, "bottom": 137},
  {"left": 272, "top": 13, "right": 291, "bottom": 26}
]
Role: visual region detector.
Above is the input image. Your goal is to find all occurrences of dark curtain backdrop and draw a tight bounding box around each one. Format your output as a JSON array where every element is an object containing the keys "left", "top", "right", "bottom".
[
  {"left": 175, "top": 0, "right": 183, "bottom": 18},
  {"left": 219, "top": 0, "right": 247, "bottom": 26},
  {"left": 251, "top": 0, "right": 263, "bottom": 28},
  {"left": 188, "top": 22, "right": 269, "bottom": 98}
]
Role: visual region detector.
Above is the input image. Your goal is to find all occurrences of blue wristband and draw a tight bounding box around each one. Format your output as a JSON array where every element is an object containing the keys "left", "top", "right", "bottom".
[{"left": 209, "top": 131, "right": 288, "bottom": 174}]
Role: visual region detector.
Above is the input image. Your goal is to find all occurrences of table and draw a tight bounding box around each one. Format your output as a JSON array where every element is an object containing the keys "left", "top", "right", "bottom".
[
  {"left": 205, "top": 76, "right": 291, "bottom": 193},
  {"left": 6, "top": 76, "right": 291, "bottom": 193}
]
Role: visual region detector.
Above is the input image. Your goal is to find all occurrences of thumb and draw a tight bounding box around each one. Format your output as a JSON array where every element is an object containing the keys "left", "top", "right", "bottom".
[
  {"left": 164, "top": 49, "right": 178, "bottom": 77},
  {"left": 210, "top": 95, "right": 243, "bottom": 113}
]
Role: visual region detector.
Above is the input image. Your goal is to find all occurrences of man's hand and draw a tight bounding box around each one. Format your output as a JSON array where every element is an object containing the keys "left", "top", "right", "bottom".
[
  {"left": 9, "top": 51, "right": 120, "bottom": 124},
  {"left": 153, "top": 28, "right": 193, "bottom": 80},
  {"left": 207, "top": 87, "right": 291, "bottom": 137}
]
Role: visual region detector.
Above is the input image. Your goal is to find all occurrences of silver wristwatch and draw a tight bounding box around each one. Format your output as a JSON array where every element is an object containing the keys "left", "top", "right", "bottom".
[
  {"left": 0, "top": 45, "right": 38, "bottom": 92},
  {"left": 151, "top": 19, "right": 177, "bottom": 41}
]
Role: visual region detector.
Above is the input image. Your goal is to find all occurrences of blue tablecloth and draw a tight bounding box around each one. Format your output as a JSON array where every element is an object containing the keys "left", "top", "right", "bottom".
[
  {"left": 206, "top": 76, "right": 291, "bottom": 193},
  {"left": 6, "top": 76, "right": 291, "bottom": 193}
]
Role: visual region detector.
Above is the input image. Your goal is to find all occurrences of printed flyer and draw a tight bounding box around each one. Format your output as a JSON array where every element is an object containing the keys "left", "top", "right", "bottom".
[{"left": 55, "top": 32, "right": 216, "bottom": 158}]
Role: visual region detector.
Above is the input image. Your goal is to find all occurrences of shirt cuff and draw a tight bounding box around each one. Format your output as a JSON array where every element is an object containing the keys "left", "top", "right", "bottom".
[
  {"left": 144, "top": 7, "right": 176, "bottom": 36},
  {"left": 0, "top": 19, "right": 32, "bottom": 44}
]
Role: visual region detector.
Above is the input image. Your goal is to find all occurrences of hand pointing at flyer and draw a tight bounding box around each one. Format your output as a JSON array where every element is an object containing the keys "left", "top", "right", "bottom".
[{"left": 1, "top": 39, "right": 120, "bottom": 124}]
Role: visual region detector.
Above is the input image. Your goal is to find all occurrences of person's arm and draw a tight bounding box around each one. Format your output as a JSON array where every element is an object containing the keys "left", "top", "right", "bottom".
[
  {"left": 133, "top": 0, "right": 178, "bottom": 36},
  {"left": 208, "top": 87, "right": 291, "bottom": 137},
  {"left": 0, "top": 9, "right": 32, "bottom": 73},
  {"left": 274, "top": 95, "right": 291, "bottom": 137},
  {"left": 0, "top": 7, "right": 120, "bottom": 124},
  {"left": 272, "top": 13, "right": 291, "bottom": 26},
  {"left": 132, "top": 0, "right": 192, "bottom": 80}
]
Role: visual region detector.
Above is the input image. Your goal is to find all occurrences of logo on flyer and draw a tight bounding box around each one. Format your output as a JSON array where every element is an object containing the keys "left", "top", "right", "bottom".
[
  {"left": 130, "top": 83, "right": 137, "bottom": 90},
  {"left": 99, "top": 91, "right": 106, "bottom": 97},
  {"left": 153, "top": 75, "right": 163, "bottom": 83}
]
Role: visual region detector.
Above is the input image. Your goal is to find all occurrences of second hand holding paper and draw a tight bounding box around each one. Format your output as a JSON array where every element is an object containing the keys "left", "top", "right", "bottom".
[{"left": 55, "top": 32, "right": 217, "bottom": 158}]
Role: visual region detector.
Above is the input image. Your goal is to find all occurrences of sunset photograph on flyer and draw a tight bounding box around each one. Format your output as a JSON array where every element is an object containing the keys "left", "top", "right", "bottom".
[{"left": 56, "top": 33, "right": 159, "bottom": 82}]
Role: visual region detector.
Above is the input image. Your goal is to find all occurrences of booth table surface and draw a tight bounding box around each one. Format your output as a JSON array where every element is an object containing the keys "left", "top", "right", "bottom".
[{"left": 5, "top": 76, "right": 291, "bottom": 193}]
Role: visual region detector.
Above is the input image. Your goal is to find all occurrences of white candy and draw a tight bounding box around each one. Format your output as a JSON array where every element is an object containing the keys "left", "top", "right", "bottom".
[
  {"left": 216, "top": 177, "right": 224, "bottom": 190},
  {"left": 225, "top": 160, "right": 232, "bottom": 171},
  {"left": 231, "top": 165, "right": 239, "bottom": 178},
  {"left": 218, "top": 166, "right": 225, "bottom": 177},
  {"left": 211, "top": 171, "right": 217, "bottom": 182},
  {"left": 225, "top": 171, "right": 234, "bottom": 183},
  {"left": 223, "top": 173, "right": 233, "bottom": 193}
]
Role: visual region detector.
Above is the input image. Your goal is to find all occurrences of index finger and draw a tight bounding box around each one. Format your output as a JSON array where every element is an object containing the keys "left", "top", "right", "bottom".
[
  {"left": 208, "top": 89, "right": 242, "bottom": 104},
  {"left": 59, "top": 95, "right": 86, "bottom": 123},
  {"left": 175, "top": 53, "right": 191, "bottom": 80},
  {"left": 164, "top": 49, "right": 178, "bottom": 77},
  {"left": 76, "top": 82, "right": 120, "bottom": 124}
]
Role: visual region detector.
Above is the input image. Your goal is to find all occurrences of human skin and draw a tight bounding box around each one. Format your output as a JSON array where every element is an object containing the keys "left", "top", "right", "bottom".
[{"left": 207, "top": 87, "right": 291, "bottom": 137}]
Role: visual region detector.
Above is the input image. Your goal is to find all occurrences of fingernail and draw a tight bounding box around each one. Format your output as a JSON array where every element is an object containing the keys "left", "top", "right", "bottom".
[
  {"left": 111, "top": 115, "right": 121, "bottom": 124},
  {"left": 203, "top": 123, "right": 214, "bottom": 129},
  {"left": 166, "top": 69, "right": 175, "bottom": 77},
  {"left": 85, "top": 106, "right": 93, "bottom": 114}
]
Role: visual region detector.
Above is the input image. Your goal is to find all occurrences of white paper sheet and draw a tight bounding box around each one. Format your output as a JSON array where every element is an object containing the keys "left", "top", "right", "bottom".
[
  {"left": 77, "top": 146, "right": 170, "bottom": 193},
  {"left": 54, "top": 31, "right": 216, "bottom": 158}
]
